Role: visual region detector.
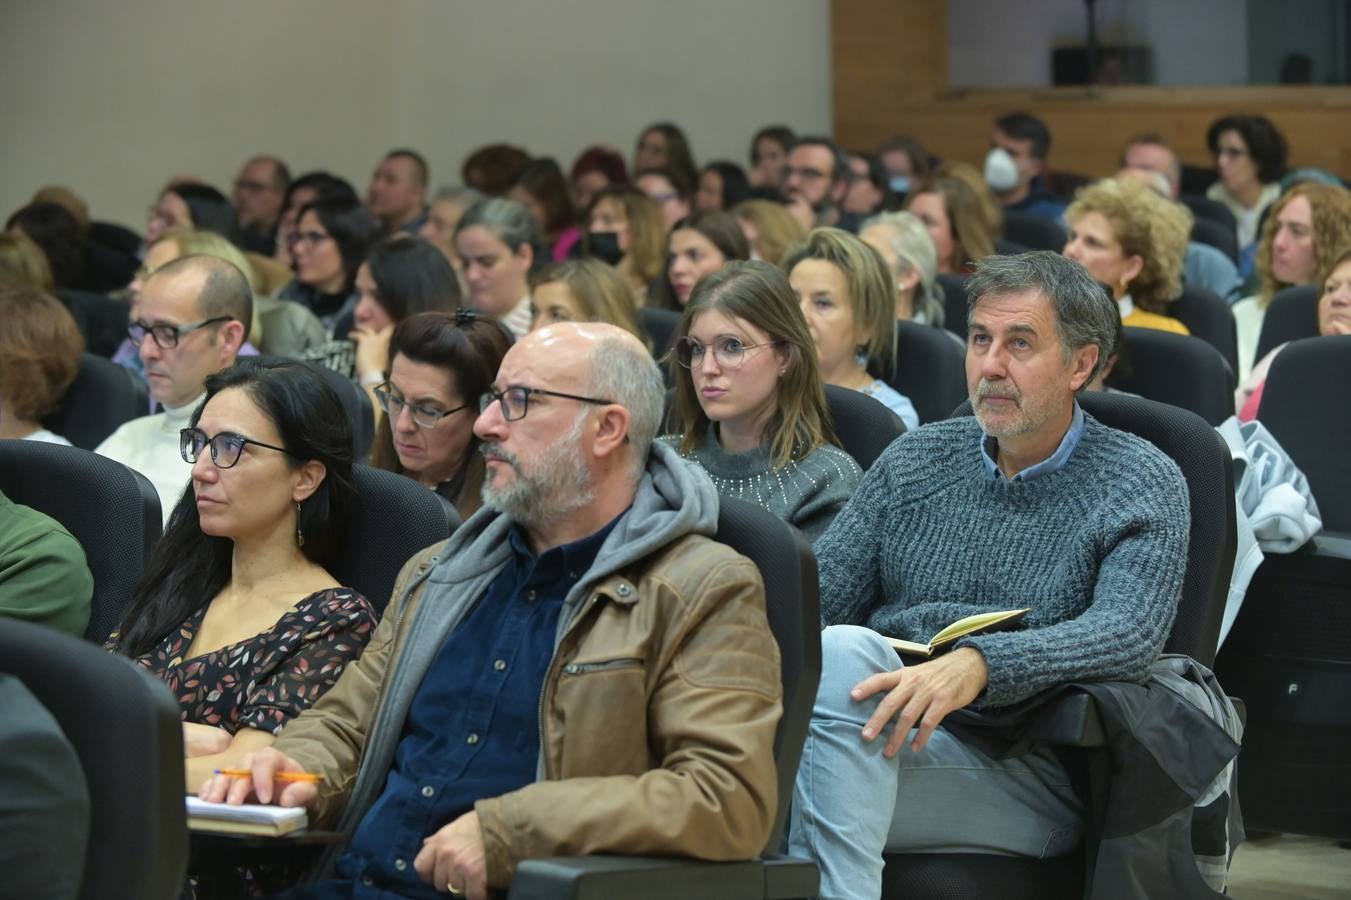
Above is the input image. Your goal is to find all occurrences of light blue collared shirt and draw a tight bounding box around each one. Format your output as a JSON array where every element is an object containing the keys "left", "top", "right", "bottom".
[{"left": 980, "top": 402, "right": 1085, "bottom": 482}]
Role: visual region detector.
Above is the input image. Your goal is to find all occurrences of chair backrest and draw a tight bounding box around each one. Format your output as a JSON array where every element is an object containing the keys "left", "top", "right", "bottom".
[
  {"left": 950, "top": 392, "right": 1235, "bottom": 665},
  {"left": 638, "top": 307, "right": 681, "bottom": 357},
  {"left": 1167, "top": 285, "right": 1238, "bottom": 379},
  {"left": 43, "top": 353, "right": 150, "bottom": 450},
  {"left": 1256, "top": 335, "right": 1351, "bottom": 531},
  {"left": 0, "top": 440, "right": 161, "bottom": 644},
  {"left": 54, "top": 289, "right": 131, "bottom": 359},
  {"left": 1190, "top": 217, "right": 1239, "bottom": 264},
  {"left": 1110, "top": 327, "right": 1235, "bottom": 426},
  {"left": 712, "top": 496, "right": 820, "bottom": 854},
  {"left": 0, "top": 618, "right": 187, "bottom": 900},
  {"left": 994, "top": 238, "right": 1031, "bottom": 256},
  {"left": 256, "top": 355, "right": 375, "bottom": 461},
  {"left": 1254, "top": 284, "right": 1320, "bottom": 364},
  {"left": 937, "top": 272, "right": 970, "bottom": 339},
  {"left": 823, "top": 384, "right": 905, "bottom": 471},
  {"left": 887, "top": 320, "right": 968, "bottom": 426},
  {"left": 1001, "top": 212, "right": 1067, "bottom": 253},
  {"left": 1179, "top": 192, "right": 1237, "bottom": 235},
  {"left": 330, "top": 465, "right": 454, "bottom": 615}
]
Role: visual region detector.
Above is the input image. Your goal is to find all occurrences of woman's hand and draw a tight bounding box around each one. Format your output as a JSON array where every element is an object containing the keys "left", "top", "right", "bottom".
[
  {"left": 351, "top": 324, "right": 394, "bottom": 381},
  {"left": 183, "top": 722, "right": 233, "bottom": 757}
]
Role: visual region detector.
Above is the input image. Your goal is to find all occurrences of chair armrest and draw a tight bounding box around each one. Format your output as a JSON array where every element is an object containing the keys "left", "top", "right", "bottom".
[
  {"left": 1307, "top": 532, "right": 1351, "bottom": 561},
  {"left": 1022, "top": 691, "right": 1107, "bottom": 747},
  {"left": 508, "top": 855, "right": 764, "bottom": 900},
  {"left": 762, "top": 854, "right": 820, "bottom": 899}
]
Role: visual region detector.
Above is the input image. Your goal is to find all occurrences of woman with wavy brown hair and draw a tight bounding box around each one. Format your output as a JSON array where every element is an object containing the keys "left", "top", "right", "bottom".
[{"left": 905, "top": 169, "right": 999, "bottom": 274}]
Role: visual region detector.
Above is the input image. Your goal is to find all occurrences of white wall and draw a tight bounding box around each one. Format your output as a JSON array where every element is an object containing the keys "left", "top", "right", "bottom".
[
  {"left": 947, "top": 0, "right": 1248, "bottom": 88},
  {"left": 0, "top": 0, "right": 831, "bottom": 230}
]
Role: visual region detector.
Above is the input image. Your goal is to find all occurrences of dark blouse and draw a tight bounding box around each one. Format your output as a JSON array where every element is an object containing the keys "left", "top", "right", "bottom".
[{"left": 118, "top": 587, "right": 376, "bottom": 736}]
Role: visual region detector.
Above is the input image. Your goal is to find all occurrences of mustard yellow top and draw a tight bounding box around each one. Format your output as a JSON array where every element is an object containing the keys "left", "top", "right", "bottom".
[{"left": 1123, "top": 308, "right": 1190, "bottom": 336}]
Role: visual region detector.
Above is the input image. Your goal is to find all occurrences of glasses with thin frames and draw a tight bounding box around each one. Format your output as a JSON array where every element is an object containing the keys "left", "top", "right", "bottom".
[
  {"left": 478, "top": 385, "right": 614, "bottom": 422},
  {"left": 128, "top": 316, "right": 231, "bottom": 349},
  {"left": 180, "top": 428, "right": 294, "bottom": 469},
  {"left": 288, "top": 230, "right": 332, "bottom": 248},
  {"left": 675, "top": 336, "right": 781, "bottom": 369},
  {"left": 374, "top": 384, "right": 469, "bottom": 428}
]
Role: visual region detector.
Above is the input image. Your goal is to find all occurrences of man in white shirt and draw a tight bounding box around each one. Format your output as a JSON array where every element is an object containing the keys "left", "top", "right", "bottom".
[{"left": 96, "top": 255, "right": 249, "bottom": 524}]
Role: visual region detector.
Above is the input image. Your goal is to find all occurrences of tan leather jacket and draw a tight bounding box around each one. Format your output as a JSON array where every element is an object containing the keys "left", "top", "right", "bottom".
[{"left": 274, "top": 445, "right": 783, "bottom": 888}]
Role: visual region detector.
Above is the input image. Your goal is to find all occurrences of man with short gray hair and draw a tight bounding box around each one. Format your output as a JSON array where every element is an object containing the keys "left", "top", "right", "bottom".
[
  {"left": 202, "top": 322, "right": 782, "bottom": 899},
  {"left": 790, "top": 251, "right": 1191, "bottom": 899}
]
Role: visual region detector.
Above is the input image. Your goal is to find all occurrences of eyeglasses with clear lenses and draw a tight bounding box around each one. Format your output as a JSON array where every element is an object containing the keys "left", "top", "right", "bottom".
[
  {"left": 180, "top": 428, "right": 293, "bottom": 469},
  {"left": 128, "top": 317, "right": 231, "bottom": 349},
  {"left": 478, "top": 386, "right": 614, "bottom": 422},
  {"left": 373, "top": 384, "right": 469, "bottom": 428},
  {"left": 675, "top": 336, "right": 781, "bottom": 369},
  {"left": 288, "top": 230, "right": 332, "bottom": 248}
]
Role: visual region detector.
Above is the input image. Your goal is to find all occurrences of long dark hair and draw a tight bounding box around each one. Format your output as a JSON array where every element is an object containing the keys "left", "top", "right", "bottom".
[
  {"left": 111, "top": 359, "right": 357, "bottom": 658},
  {"left": 512, "top": 157, "right": 577, "bottom": 237},
  {"left": 370, "top": 310, "right": 513, "bottom": 476},
  {"left": 5, "top": 202, "right": 87, "bottom": 289},
  {"left": 366, "top": 234, "right": 462, "bottom": 321},
  {"left": 169, "top": 184, "right": 241, "bottom": 246},
  {"left": 297, "top": 196, "right": 380, "bottom": 294}
]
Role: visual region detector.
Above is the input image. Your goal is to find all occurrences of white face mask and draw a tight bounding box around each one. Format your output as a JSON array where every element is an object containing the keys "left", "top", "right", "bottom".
[{"left": 983, "top": 147, "right": 1020, "bottom": 193}]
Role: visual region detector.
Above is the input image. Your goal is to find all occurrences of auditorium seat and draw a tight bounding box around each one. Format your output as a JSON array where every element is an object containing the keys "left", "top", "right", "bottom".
[
  {"left": 823, "top": 383, "right": 905, "bottom": 470},
  {"left": 42, "top": 352, "right": 150, "bottom": 450},
  {"left": 1, "top": 618, "right": 187, "bottom": 900},
  {"left": 887, "top": 320, "right": 968, "bottom": 426},
  {"left": 0, "top": 439, "right": 161, "bottom": 644},
  {"left": 1108, "top": 327, "right": 1235, "bottom": 426},
  {"left": 937, "top": 273, "right": 970, "bottom": 339},
  {"left": 54, "top": 288, "right": 130, "bottom": 359},
  {"left": 639, "top": 306, "right": 681, "bottom": 356},
  {"left": 1167, "top": 285, "right": 1238, "bottom": 380},
  {"left": 1253, "top": 284, "right": 1319, "bottom": 365},
  {"left": 1191, "top": 217, "right": 1239, "bottom": 264},
  {"left": 1180, "top": 193, "right": 1237, "bottom": 236},
  {"left": 1001, "top": 212, "right": 1067, "bottom": 253}
]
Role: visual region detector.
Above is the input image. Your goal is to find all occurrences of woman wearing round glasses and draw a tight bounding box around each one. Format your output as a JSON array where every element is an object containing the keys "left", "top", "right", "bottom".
[
  {"left": 662, "top": 260, "right": 861, "bottom": 540},
  {"left": 369, "top": 311, "right": 513, "bottom": 520},
  {"left": 106, "top": 358, "right": 376, "bottom": 791}
]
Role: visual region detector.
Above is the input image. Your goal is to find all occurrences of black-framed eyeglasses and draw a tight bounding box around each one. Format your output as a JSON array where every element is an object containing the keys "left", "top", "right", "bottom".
[
  {"left": 675, "top": 336, "right": 781, "bottom": 369},
  {"left": 180, "top": 428, "right": 294, "bottom": 469},
  {"left": 129, "top": 317, "right": 231, "bottom": 349},
  {"left": 288, "top": 230, "right": 332, "bottom": 248},
  {"left": 784, "top": 166, "right": 830, "bottom": 182},
  {"left": 374, "top": 383, "right": 469, "bottom": 429},
  {"left": 478, "top": 385, "right": 614, "bottom": 422}
]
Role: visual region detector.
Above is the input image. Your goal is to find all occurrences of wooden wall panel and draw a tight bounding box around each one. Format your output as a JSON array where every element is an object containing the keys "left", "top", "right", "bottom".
[{"left": 831, "top": 0, "right": 1351, "bottom": 179}]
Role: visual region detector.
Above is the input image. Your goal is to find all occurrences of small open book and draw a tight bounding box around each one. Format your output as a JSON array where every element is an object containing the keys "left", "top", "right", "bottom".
[
  {"left": 882, "top": 609, "right": 1029, "bottom": 658},
  {"left": 187, "top": 796, "right": 308, "bottom": 837}
]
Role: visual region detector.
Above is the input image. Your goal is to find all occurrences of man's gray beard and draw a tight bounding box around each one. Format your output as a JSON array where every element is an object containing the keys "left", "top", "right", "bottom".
[{"left": 481, "top": 413, "right": 595, "bottom": 528}]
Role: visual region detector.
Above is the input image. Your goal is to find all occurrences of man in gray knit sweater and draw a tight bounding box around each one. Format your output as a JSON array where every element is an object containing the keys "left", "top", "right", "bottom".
[{"left": 787, "top": 252, "right": 1191, "bottom": 899}]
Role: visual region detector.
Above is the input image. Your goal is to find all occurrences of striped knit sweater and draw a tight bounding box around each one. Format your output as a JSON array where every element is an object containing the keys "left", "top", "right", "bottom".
[{"left": 814, "top": 414, "right": 1191, "bottom": 708}]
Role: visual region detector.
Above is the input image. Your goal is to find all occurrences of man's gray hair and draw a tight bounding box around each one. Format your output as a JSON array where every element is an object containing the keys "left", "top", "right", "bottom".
[
  {"left": 586, "top": 335, "right": 665, "bottom": 479},
  {"left": 966, "top": 250, "right": 1118, "bottom": 386}
]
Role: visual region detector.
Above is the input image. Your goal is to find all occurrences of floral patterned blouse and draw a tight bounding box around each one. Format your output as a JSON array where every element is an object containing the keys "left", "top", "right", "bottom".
[{"left": 114, "top": 587, "right": 376, "bottom": 736}]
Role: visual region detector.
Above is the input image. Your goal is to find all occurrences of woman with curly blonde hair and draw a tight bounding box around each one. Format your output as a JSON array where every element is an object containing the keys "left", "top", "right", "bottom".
[
  {"left": 1231, "top": 181, "right": 1351, "bottom": 379},
  {"left": 1063, "top": 177, "right": 1192, "bottom": 334}
]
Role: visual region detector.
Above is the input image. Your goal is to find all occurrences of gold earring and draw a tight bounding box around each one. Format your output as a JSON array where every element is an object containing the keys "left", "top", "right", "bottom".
[{"left": 295, "top": 501, "right": 304, "bottom": 548}]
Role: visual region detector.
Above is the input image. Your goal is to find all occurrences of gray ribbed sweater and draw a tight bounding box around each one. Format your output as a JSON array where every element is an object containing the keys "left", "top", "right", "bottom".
[
  {"left": 814, "top": 414, "right": 1191, "bottom": 708},
  {"left": 659, "top": 426, "right": 862, "bottom": 541}
]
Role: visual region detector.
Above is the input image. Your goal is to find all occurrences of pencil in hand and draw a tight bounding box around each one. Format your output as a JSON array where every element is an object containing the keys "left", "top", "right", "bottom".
[{"left": 213, "top": 768, "right": 324, "bottom": 783}]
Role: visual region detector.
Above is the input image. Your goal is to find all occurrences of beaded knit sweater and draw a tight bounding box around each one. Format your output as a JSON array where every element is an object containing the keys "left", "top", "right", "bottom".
[
  {"left": 660, "top": 425, "right": 862, "bottom": 542},
  {"left": 814, "top": 414, "right": 1190, "bottom": 708}
]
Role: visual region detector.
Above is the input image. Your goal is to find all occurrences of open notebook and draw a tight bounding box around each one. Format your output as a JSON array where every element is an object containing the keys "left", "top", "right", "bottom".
[
  {"left": 881, "top": 609, "right": 1029, "bottom": 658},
  {"left": 187, "top": 797, "right": 308, "bottom": 837}
]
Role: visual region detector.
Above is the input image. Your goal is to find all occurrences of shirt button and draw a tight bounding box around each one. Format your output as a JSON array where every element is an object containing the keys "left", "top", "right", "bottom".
[
  {"left": 421, "top": 785, "right": 435, "bottom": 798},
  {"left": 494, "top": 659, "right": 507, "bottom": 672},
  {"left": 394, "top": 858, "right": 407, "bottom": 871},
  {"left": 361, "top": 876, "right": 375, "bottom": 886},
  {"left": 467, "top": 732, "right": 480, "bottom": 745},
  {"left": 526, "top": 589, "right": 537, "bottom": 602}
]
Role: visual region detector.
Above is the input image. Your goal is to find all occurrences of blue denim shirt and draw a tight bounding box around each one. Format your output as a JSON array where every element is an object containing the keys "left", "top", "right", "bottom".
[
  {"left": 980, "top": 402, "right": 1085, "bottom": 482},
  {"left": 333, "top": 516, "right": 620, "bottom": 897}
]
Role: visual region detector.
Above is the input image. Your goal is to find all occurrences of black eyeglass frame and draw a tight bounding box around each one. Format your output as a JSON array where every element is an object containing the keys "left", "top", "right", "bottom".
[
  {"left": 478, "top": 385, "right": 615, "bottom": 422},
  {"left": 179, "top": 427, "right": 296, "bottom": 469},
  {"left": 373, "top": 383, "right": 471, "bottom": 429},
  {"left": 128, "top": 316, "right": 233, "bottom": 349}
]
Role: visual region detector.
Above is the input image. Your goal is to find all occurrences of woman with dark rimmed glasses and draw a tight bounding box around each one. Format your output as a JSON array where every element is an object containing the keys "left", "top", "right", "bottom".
[
  {"left": 106, "top": 358, "right": 376, "bottom": 794},
  {"left": 660, "top": 260, "right": 861, "bottom": 541},
  {"left": 368, "top": 310, "right": 513, "bottom": 521}
]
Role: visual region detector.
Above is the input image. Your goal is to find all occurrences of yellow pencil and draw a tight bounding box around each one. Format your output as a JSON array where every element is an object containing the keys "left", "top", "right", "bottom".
[{"left": 213, "top": 768, "right": 324, "bottom": 783}]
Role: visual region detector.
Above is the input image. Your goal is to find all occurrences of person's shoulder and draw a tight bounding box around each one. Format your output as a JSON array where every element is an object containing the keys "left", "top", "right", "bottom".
[
  {"left": 631, "top": 529, "right": 762, "bottom": 599},
  {"left": 1077, "top": 414, "right": 1187, "bottom": 490},
  {"left": 95, "top": 412, "right": 164, "bottom": 454},
  {"left": 801, "top": 442, "right": 862, "bottom": 477},
  {"left": 0, "top": 495, "right": 84, "bottom": 554},
  {"left": 876, "top": 416, "right": 978, "bottom": 467}
]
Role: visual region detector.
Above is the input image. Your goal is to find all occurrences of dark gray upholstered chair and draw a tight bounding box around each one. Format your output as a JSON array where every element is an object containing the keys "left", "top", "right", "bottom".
[
  {"left": 887, "top": 320, "right": 968, "bottom": 425},
  {"left": 877, "top": 391, "right": 1236, "bottom": 899},
  {"left": 1001, "top": 212, "right": 1067, "bottom": 253},
  {"left": 0, "top": 439, "right": 161, "bottom": 644},
  {"left": 639, "top": 307, "right": 681, "bottom": 356},
  {"left": 42, "top": 352, "right": 150, "bottom": 450},
  {"left": 1109, "top": 326, "right": 1235, "bottom": 426},
  {"left": 1253, "top": 284, "right": 1320, "bottom": 365},
  {"left": 823, "top": 383, "right": 905, "bottom": 471},
  {"left": 509, "top": 496, "right": 821, "bottom": 899},
  {"left": 329, "top": 464, "right": 454, "bottom": 616},
  {"left": 1167, "top": 285, "right": 1238, "bottom": 380},
  {"left": 1190, "top": 217, "right": 1239, "bottom": 264},
  {"left": 1216, "top": 334, "right": 1351, "bottom": 839},
  {"left": 1180, "top": 193, "right": 1236, "bottom": 236},
  {"left": 937, "top": 273, "right": 970, "bottom": 340},
  {"left": 0, "top": 618, "right": 187, "bottom": 900}
]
